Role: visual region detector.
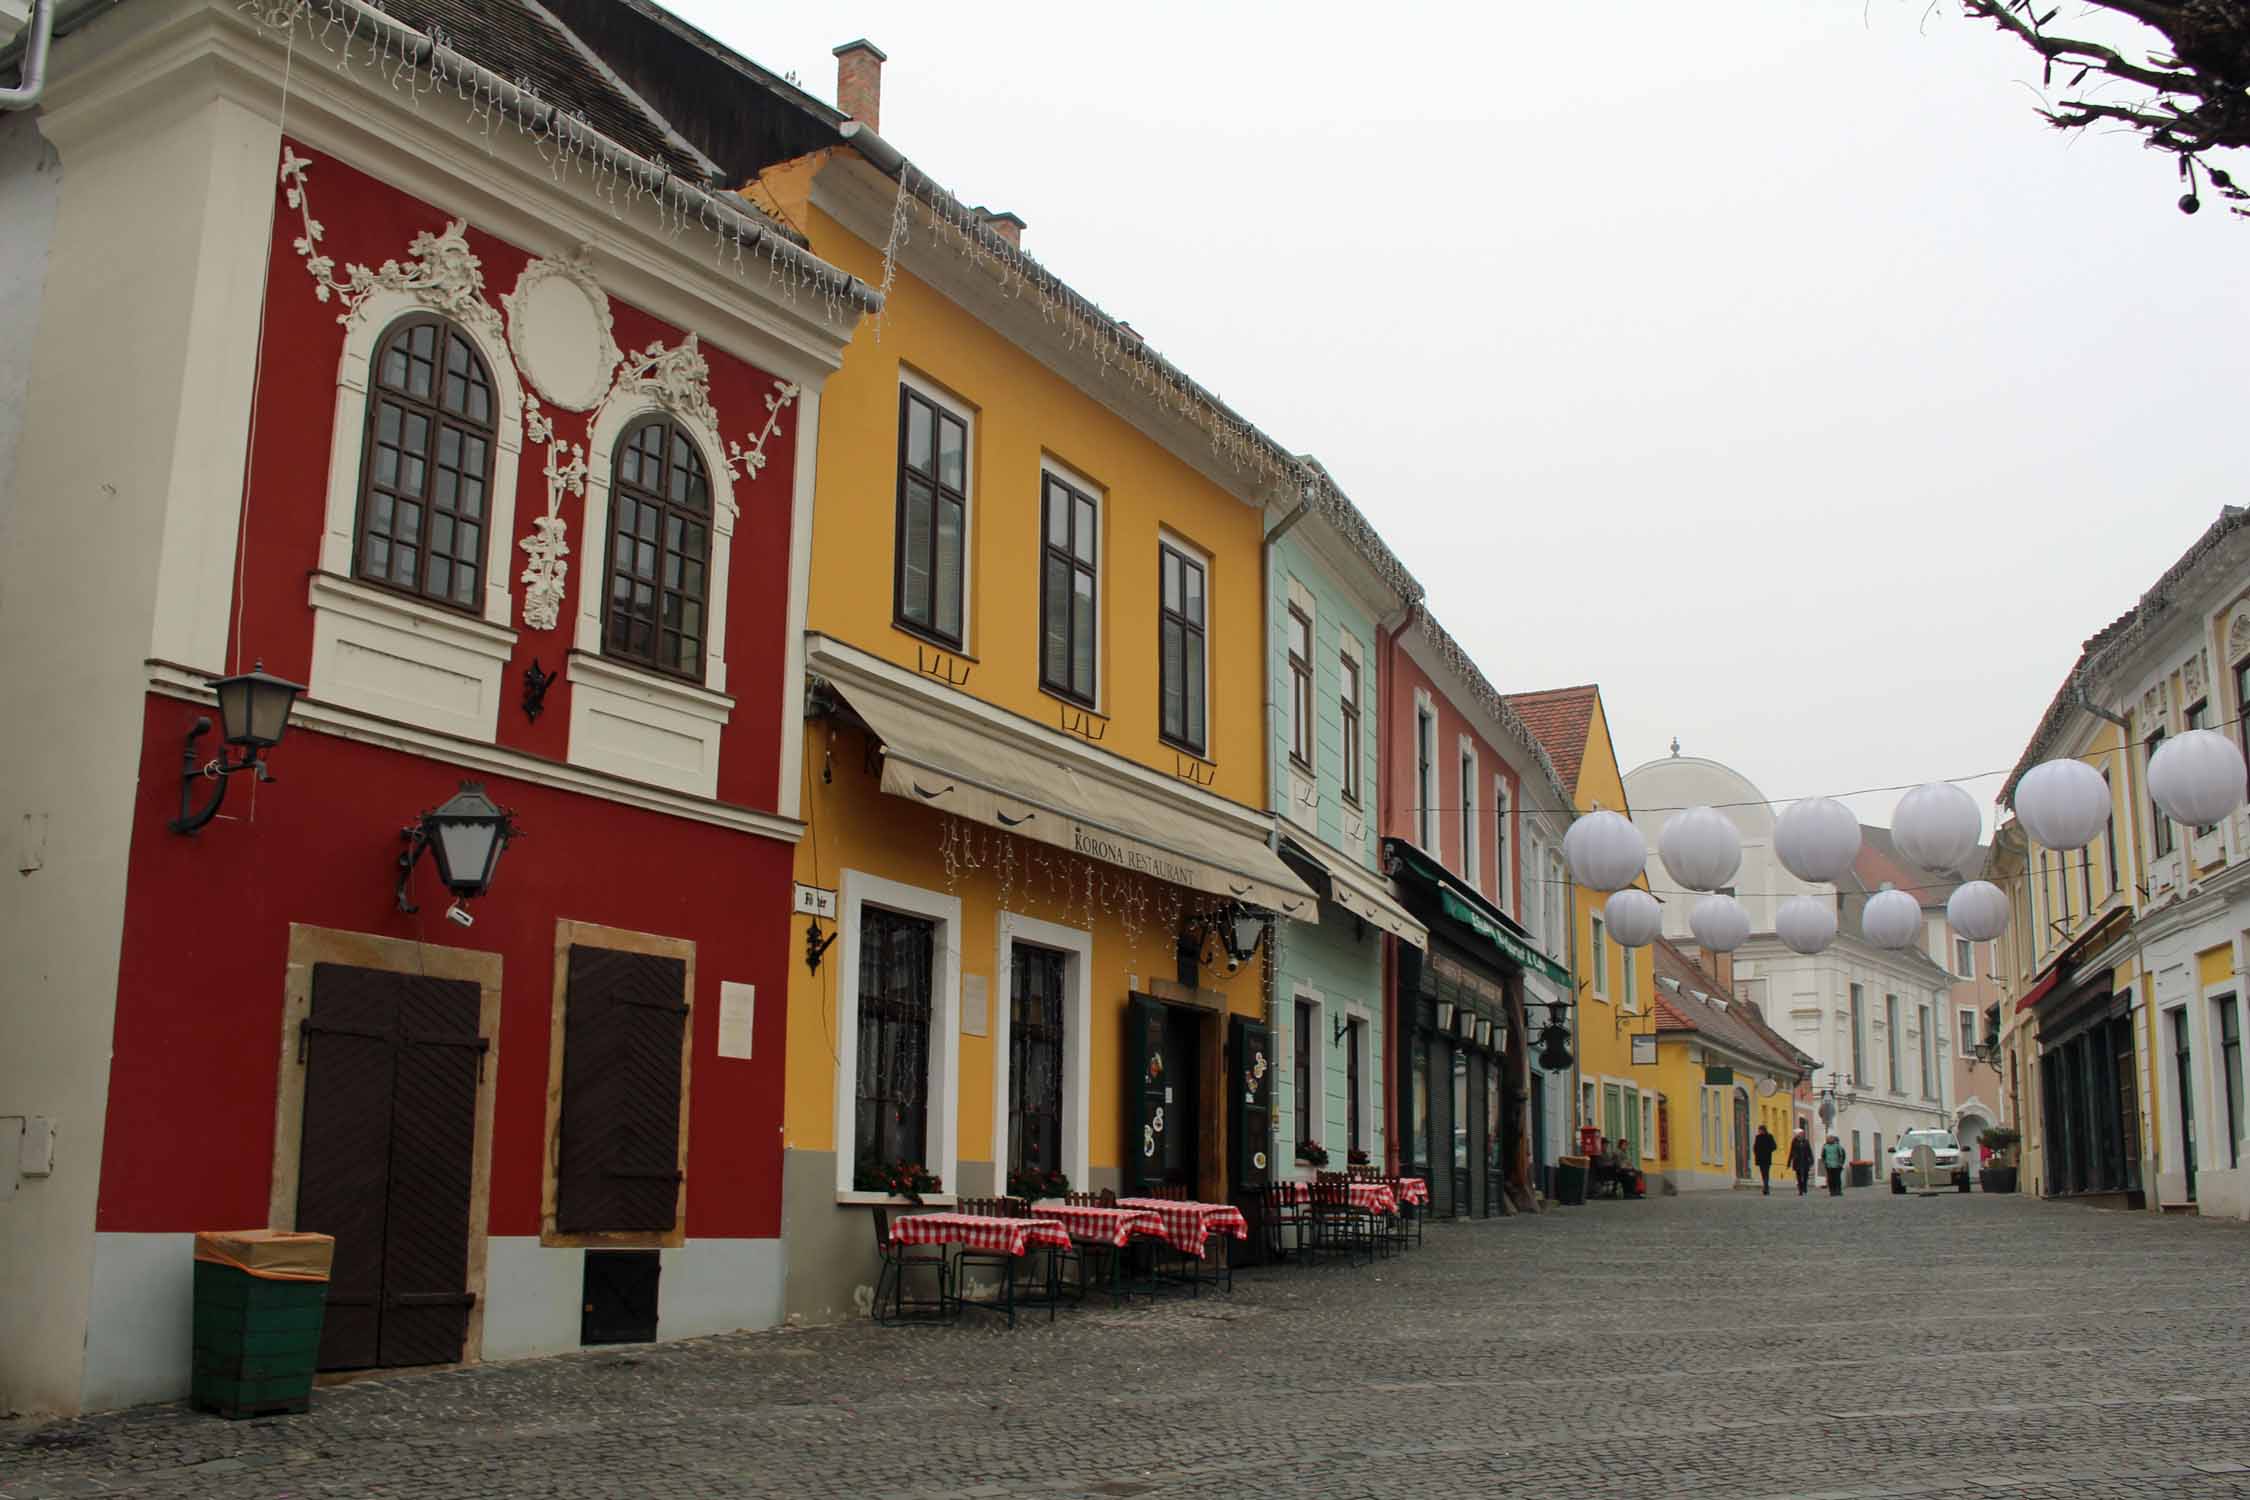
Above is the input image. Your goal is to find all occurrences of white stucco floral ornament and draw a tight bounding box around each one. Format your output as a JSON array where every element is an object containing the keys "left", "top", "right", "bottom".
[
  {"left": 2013, "top": 758, "right": 2110, "bottom": 852},
  {"left": 1659, "top": 806, "right": 1742, "bottom": 893},
  {"left": 1564, "top": 810, "right": 1647, "bottom": 893},
  {"left": 1947, "top": 880, "right": 2009, "bottom": 943},
  {"left": 1773, "top": 796, "right": 1862, "bottom": 884},
  {"left": 1892, "top": 782, "right": 1981, "bottom": 874},
  {"left": 2149, "top": 728, "right": 2248, "bottom": 828},
  {"left": 1775, "top": 895, "right": 1836, "bottom": 956}
]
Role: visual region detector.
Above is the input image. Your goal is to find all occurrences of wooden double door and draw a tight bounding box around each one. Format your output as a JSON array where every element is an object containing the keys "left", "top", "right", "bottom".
[{"left": 295, "top": 962, "right": 486, "bottom": 1371}]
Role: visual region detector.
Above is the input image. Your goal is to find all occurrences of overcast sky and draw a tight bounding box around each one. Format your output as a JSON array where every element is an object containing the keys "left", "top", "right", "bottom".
[{"left": 670, "top": 1, "right": 2249, "bottom": 831}]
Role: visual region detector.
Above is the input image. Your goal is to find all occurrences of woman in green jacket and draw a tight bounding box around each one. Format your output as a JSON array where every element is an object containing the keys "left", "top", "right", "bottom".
[{"left": 1821, "top": 1134, "right": 1847, "bottom": 1196}]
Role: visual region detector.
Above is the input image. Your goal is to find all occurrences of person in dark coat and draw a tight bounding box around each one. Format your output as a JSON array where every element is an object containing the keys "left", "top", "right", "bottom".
[
  {"left": 1787, "top": 1126, "right": 1815, "bottom": 1195},
  {"left": 1752, "top": 1124, "right": 1778, "bottom": 1194}
]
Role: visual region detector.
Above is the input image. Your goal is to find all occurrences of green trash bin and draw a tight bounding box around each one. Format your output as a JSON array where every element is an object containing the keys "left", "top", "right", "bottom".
[
  {"left": 1554, "top": 1154, "right": 1590, "bottom": 1207},
  {"left": 190, "top": 1230, "right": 334, "bottom": 1420}
]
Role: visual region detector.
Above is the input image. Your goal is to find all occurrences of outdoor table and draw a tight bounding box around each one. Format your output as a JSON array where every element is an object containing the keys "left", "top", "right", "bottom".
[
  {"left": 1274, "top": 1180, "right": 1400, "bottom": 1216},
  {"left": 1388, "top": 1176, "right": 1430, "bottom": 1207},
  {"left": 1029, "top": 1202, "right": 1168, "bottom": 1248},
  {"left": 887, "top": 1212, "right": 1071, "bottom": 1257},
  {"left": 1114, "top": 1198, "right": 1251, "bottom": 1258}
]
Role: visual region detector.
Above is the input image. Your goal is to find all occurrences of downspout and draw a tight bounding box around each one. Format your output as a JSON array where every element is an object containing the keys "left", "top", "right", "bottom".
[
  {"left": 0, "top": 0, "right": 54, "bottom": 112},
  {"left": 1378, "top": 597, "right": 1420, "bottom": 1174},
  {"left": 1259, "top": 481, "right": 1311, "bottom": 1177}
]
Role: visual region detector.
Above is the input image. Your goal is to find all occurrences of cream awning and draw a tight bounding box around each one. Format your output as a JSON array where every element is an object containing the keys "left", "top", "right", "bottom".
[
  {"left": 1282, "top": 835, "right": 1428, "bottom": 947},
  {"left": 818, "top": 645, "right": 1317, "bottom": 917}
]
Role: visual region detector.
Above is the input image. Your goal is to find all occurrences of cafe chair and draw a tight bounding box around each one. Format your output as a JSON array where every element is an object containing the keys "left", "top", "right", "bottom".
[{"left": 871, "top": 1208, "right": 951, "bottom": 1326}]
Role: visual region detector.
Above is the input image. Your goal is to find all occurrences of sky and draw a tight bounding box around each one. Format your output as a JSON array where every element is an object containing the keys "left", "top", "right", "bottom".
[{"left": 668, "top": 0, "right": 2250, "bottom": 832}]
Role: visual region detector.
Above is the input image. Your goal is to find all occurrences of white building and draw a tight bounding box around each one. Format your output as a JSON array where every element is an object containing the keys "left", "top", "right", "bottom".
[{"left": 1624, "top": 753, "right": 1961, "bottom": 1170}]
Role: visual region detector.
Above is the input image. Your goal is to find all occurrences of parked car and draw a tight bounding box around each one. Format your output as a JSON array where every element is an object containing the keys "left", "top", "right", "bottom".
[{"left": 1889, "top": 1129, "right": 1971, "bottom": 1193}]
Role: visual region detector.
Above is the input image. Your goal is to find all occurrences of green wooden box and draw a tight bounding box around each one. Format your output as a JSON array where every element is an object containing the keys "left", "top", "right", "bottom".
[{"left": 190, "top": 1260, "right": 327, "bottom": 1419}]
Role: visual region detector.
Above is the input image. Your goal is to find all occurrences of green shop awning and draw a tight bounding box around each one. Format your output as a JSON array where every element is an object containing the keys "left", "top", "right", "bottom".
[{"left": 1385, "top": 838, "right": 1570, "bottom": 987}]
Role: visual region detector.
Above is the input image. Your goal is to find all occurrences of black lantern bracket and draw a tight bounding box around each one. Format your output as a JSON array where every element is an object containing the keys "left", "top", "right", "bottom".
[{"left": 168, "top": 661, "right": 306, "bottom": 836}]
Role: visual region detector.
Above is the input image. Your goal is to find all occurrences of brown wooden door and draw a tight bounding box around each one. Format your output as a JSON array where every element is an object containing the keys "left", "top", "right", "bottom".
[
  {"left": 556, "top": 947, "right": 688, "bottom": 1233},
  {"left": 297, "top": 963, "right": 485, "bottom": 1371}
]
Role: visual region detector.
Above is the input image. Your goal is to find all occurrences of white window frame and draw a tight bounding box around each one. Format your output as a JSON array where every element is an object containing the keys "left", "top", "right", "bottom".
[
  {"left": 1160, "top": 526, "right": 1213, "bottom": 758},
  {"left": 1958, "top": 1007, "right": 1978, "bottom": 1059},
  {"left": 311, "top": 294, "right": 526, "bottom": 743},
  {"left": 1621, "top": 942, "right": 1638, "bottom": 1015},
  {"left": 1340, "top": 1000, "right": 1377, "bottom": 1158},
  {"left": 1548, "top": 851, "right": 1566, "bottom": 957},
  {"left": 1459, "top": 736, "right": 1479, "bottom": 886},
  {"left": 1590, "top": 912, "right": 1610, "bottom": 1001},
  {"left": 1285, "top": 579, "right": 1315, "bottom": 776},
  {"left": 832, "top": 869, "right": 963, "bottom": 1202},
  {"left": 1579, "top": 1079, "right": 1597, "bottom": 1132},
  {"left": 1640, "top": 1093, "right": 1656, "bottom": 1162},
  {"left": 991, "top": 911, "right": 1094, "bottom": 1191},
  {"left": 1036, "top": 454, "right": 1105, "bottom": 714},
  {"left": 1414, "top": 689, "right": 1437, "bottom": 851},
  {"left": 896, "top": 368, "right": 977, "bottom": 654},
  {"left": 1954, "top": 936, "right": 1973, "bottom": 978},
  {"left": 1338, "top": 637, "right": 1364, "bottom": 811},
  {"left": 1492, "top": 776, "right": 1512, "bottom": 915},
  {"left": 1290, "top": 986, "right": 1327, "bottom": 1167}
]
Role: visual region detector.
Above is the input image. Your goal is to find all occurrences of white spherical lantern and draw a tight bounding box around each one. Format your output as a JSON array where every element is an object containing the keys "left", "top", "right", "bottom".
[
  {"left": 1658, "top": 806, "right": 1742, "bottom": 893},
  {"left": 2149, "top": 728, "right": 2247, "bottom": 828},
  {"left": 1892, "top": 782, "right": 1982, "bottom": 874},
  {"left": 1773, "top": 796, "right": 1862, "bottom": 884},
  {"left": 1947, "top": 879, "right": 2009, "bottom": 943},
  {"left": 1603, "top": 888, "right": 1663, "bottom": 948},
  {"left": 1775, "top": 895, "right": 1836, "bottom": 956},
  {"left": 2014, "top": 758, "right": 2110, "bottom": 852},
  {"left": 1689, "top": 893, "right": 1751, "bottom": 953},
  {"left": 1862, "top": 884, "right": 1923, "bottom": 950},
  {"left": 1564, "top": 810, "right": 1647, "bottom": 894}
]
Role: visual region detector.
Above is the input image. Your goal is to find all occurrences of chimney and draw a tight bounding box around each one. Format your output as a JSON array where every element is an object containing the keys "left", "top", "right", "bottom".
[
  {"left": 832, "top": 39, "right": 886, "bottom": 133},
  {"left": 977, "top": 209, "right": 1025, "bottom": 251}
]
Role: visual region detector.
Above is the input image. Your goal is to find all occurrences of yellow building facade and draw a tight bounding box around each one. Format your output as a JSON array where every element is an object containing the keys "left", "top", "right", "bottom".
[{"left": 754, "top": 145, "right": 1319, "bottom": 1321}]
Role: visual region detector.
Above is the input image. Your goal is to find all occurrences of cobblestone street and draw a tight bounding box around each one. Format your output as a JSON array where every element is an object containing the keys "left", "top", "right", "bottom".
[{"left": 7, "top": 1190, "right": 2250, "bottom": 1499}]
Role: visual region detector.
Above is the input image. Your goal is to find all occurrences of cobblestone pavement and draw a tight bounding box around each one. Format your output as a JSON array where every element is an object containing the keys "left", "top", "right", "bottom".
[{"left": 8, "top": 1189, "right": 2250, "bottom": 1498}]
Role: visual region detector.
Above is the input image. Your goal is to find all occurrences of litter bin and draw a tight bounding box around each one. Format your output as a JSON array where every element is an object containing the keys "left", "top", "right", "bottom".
[
  {"left": 1849, "top": 1161, "right": 1875, "bottom": 1189},
  {"left": 191, "top": 1229, "right": 334, "bottom": 1420},
  {"left": 1554, "top": 1154, "right": 1590, "bottom": 1206}
]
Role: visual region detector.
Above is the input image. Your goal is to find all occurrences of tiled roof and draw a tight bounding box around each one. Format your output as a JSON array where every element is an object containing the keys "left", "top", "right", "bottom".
[
  {"left": 370, "top": 0, "right": 718, "bottom": 183},
  {"left": 1646, "top": 938, "right": 1804, "bottom": 1076},
  {"left": 1504, "top": 685, "right": 1599, "bottom": 797}
]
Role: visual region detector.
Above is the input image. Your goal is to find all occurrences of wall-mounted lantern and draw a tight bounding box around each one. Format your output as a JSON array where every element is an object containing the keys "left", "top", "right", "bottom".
[
  {"left": 396, "top": 780, "right": 521, "bottom": 926},
  {"left": 169, "top": 661, "right": 305, "bottom": 834}
]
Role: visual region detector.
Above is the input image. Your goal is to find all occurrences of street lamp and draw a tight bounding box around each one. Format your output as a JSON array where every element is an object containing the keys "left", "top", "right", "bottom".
[
  {"left": 397, "top": 780, "right": 521, "bottom": 924},
  {"left": 169, "top": 661, "right": 305, "bottom": 834}
]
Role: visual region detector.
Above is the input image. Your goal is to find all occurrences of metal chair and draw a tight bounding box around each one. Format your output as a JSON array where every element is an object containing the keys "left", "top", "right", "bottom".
[
  {"left": 1259, "top": 1182, "right": 1307, "bottom": 1262},
  {"left": 953, "top": 1197, "right": 1053, "bottom": 1327},
  {"left": 1309, "top": 1173, "right": 1376, "bottom": 1267},
  {"left": 871, "top": 1208, "right": 951, "bottom": 1326}
]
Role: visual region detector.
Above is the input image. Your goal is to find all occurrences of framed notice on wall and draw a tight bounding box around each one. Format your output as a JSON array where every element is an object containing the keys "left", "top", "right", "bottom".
[{"left": 1630, "top": 1033, "right": 1657, "bottom": 1066}]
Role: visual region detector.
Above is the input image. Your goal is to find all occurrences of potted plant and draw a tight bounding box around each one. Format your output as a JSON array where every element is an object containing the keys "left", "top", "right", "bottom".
[
  {"left": 1296, "top": 1139, "right": 1330, "bottom": 1168},
  {"left": 854, "top": 1159, "right": 943, "bottom": 1203},
  {"left": 1007, "top": 1166, "right": 1070, "bottom": 1201},
  {"left": 1347, "top": 1147, "right": 1372, "bottom": 1167},
  {"left": 1979, "top": 1127, "right": 2022, "bottom": 1193}
]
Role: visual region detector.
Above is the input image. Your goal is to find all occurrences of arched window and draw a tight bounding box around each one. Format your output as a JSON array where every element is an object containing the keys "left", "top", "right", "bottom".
[
  {"left": 604, "top": 415, "right": 712, "bottom": 680},
  {"left": 355, "top": 315, "right": 498, "bottom": 612}
]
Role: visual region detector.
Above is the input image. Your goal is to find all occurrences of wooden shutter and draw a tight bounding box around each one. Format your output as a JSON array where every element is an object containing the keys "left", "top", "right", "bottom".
[
  {"left": 557, "top": 947, "right": 689, "bottom": 1234},
  {"left": 1229, "top": 1015, "right": 1271, "bottom": 1189},
  {"left": 297, "top": 965, "right": 401, "bottom": 1371},
  {"left": 1124, "top": 996, "right": 1168, "bottom": 1193}
]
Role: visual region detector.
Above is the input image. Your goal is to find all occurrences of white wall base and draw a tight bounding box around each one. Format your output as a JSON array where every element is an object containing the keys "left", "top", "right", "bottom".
[
  {"left": 658, "top": 1237, "right": 782, "bottom": 1340},
  {"left": 2195, "top": 1167, "right": 2250, "bottom": 1221},
  {"left": 83, "top": 1233, "right": 197, "bottom": 1413},
  {"left": 1666, "top": 1168, "right": 1740, "bottom": 1194},
  {"left": 480, "top": 1236, "right": 585, "bottom": 1361}
]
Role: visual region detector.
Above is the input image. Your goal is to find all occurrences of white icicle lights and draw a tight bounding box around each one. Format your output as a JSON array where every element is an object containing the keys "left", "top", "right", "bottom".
[
  {"left": 1689, "top": 893, "right": 1751, "bottom": 953},
  {"left": 1565, "top": 811, "right": 1647, "bottom": 894},
  {"left": 1862, "top": 884, "right": 1923, "bottom": 949},
  {"left": 1947, "top": 880, "right": 2009, "bottom": 943},
  {"left": 1658, "top": 806, "right": 1742, "bottom": 893},
  {"left": 1603, "top": 888, "right": 1663, "bottom": 948},
  {"left": 1776, "top": 895, "right": 1837, "bottom": 956},
  {"left": 1891, "top": 782, "right": 1982, "bottom": 874},
  {"left": 2013, "top": 758, "right": 2111, "bottom": 852},
  {"left": 2147, "top": 728, "right": 2249, "bottom": 829},
  {"left": 1773, "top": 796, "right": 1861, "bottom": 884}
]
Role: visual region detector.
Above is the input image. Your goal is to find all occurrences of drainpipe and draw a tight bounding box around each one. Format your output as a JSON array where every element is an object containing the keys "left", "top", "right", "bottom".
[
  {"left": 1378, "top": 598, "right": 1419, "bottom": 1174},
  {"left": 0, "top": 0, "right": 54, "bottom": 112}
]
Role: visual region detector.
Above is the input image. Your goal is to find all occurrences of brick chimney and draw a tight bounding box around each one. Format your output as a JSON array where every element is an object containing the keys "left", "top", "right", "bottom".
[
  {"left": 832, "top": 39, "right": 886, "bottom": 133},
  {"left": 977, "top": 209, "right": 1025, "bottom": 250}
]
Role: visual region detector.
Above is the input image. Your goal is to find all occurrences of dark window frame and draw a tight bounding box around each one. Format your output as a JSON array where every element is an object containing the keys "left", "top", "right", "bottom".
[
  {"left": 1460, "top": 748, "right": 1476, "bottom": 879},
  {"left": 2103, "top": 770, "right": 2119, "bottom": 894},
  {"left": 1850, "top": 983, "right": 1867, "bottom": 1082},
  {"left": 2221, "top": 995, "right": 2244, "bottom": 1169},
  {"left": 854, "top": 906, "right": 936, "bottom": 1176},
  {"left": 1158, "top": 542, "right": 1208, "bottom": 757},
  {"left": 1293, "top": 997, "right": 1315, "bottom": 1153},
  {"left": 1416, "top": 705, "right": 1435, "bottom": 848},
  {"left": 1885, "top": 993, "right": 1902, "bottom": 1094},
  {"left": 1037, "top": 471, "right": 1099, "bottom": 706},
  {"left": 1008, "top": 944, "right": 1068, "bottom": 1177},
  {"left": 1339, "top": 651, "right": 1363, "bottom": 807},
  {"left": 892, "top": 385, "right": 969, "bottom": 650},
  {"left": 1345, "top": 1015, "right": 1364, "bottom": 1153},
  {"left": 1493, "top": 780, "right": 1510, "bottom": 913},
  {"left": 601, "top": 413, "right": 715, "bottom": 682},
  {"left": 353, "top": 314, "right": 498, "bottom": 614},
  {"left": 2149, "top": 726, "right": 2176, "bottom": 857},
  {"left": 1286, "top": 605, "right": 1314, "bottom": 772}
]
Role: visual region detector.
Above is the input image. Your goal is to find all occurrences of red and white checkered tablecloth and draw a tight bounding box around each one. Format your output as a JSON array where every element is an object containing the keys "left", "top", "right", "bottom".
[
  {"left": 1115, "top": 1198, "right": 1251, "bottom": 1256},
  {"left": 1273, "top": 1181, "right": 1400, "bottom": 1216},
  {"left": 887, "top": 1213, "right": 1072, "bottom": 1257},
  {"left": 1389, "top": 1176, "right": 1430, "bottom": 1207},
  {"left": 1028, "top": 1202, "right": 1167, "bottom": 1248}
]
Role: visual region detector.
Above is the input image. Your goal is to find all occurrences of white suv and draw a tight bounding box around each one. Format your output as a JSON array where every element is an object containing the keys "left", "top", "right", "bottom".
[{"left": 1889, "top": 1129, "right": 1971, "bottom": 1193}]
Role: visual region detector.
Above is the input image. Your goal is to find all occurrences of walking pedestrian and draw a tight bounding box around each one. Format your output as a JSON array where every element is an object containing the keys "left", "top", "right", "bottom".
[
  {"left": 1821, "top": 1133, "right": 1847, "bottom": 1197},
  {"left": 1752, "top": 1124, "right": 1777, "bottom": 1194},
  {"left": 1787, "top": 1126, "right": 1814, "bottom": 1195}
]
